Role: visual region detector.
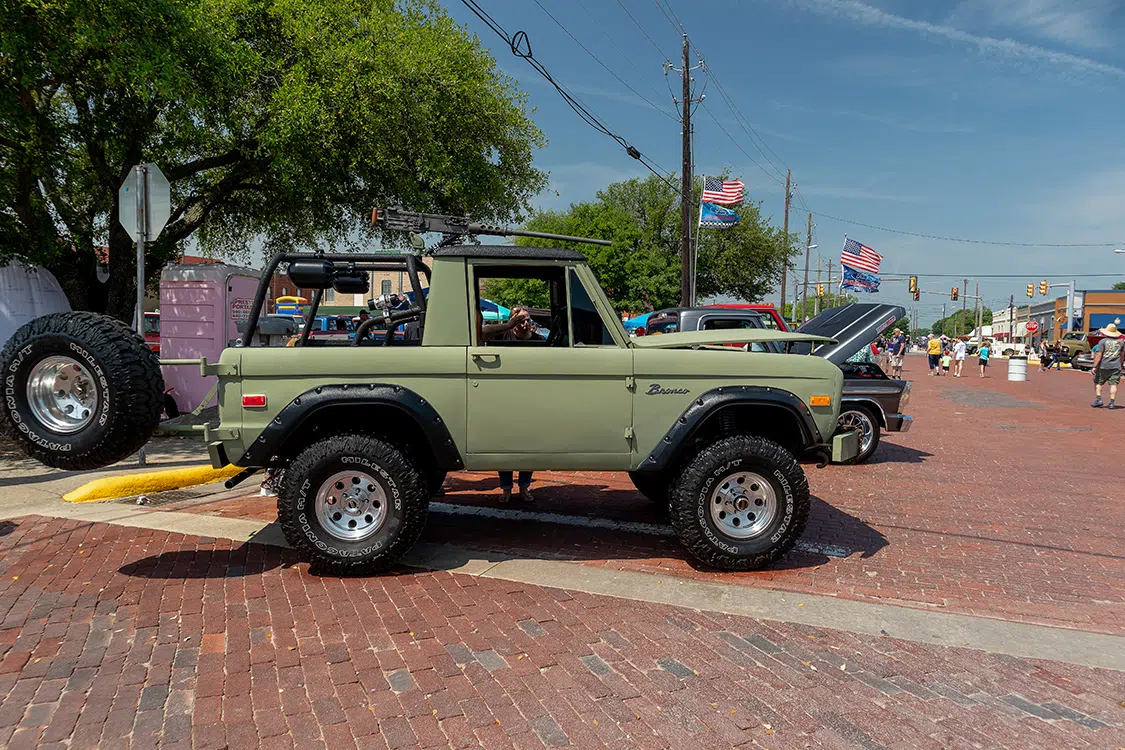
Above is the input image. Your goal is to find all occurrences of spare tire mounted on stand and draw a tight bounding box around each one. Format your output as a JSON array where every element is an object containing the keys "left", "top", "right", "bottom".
[{"left": 0, "top": 312, "right": 165, "bottom": 471}]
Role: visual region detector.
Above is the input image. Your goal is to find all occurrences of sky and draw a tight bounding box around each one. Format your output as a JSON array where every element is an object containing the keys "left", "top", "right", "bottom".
[{"left": 445, "top": 0, "right": 1125, "bottom": 324}]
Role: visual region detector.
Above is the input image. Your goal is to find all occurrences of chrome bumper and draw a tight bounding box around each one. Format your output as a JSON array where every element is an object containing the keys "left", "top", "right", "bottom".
[{"left": 885, "top": 414, "right": 913, "bottom": 433}]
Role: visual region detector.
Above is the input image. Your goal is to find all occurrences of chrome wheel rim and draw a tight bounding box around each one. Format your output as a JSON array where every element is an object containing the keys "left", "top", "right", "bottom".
[
  {"left": 315, "top": 470, "right": 386, "bottom": 542},
  {"left": 25, "top": 356, "right": 99, "bottom": 434},
  {"left": 838, "top": 410, "right": 874, "bottom": 453},
  {"left": 709, "top": 471, "right": 777, "bottom": 539}
]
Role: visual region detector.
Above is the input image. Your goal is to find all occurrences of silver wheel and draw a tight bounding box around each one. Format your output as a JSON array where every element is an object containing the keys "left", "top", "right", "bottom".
[
  {"left": 709, "top": 471, "right": 777, "bottom": 540},
  {"left": 25, "top": 355, "right": 99, "bottom": 434},
  {"left": 315, "top": 470, "right": 387, "bottom": 542},
  {"left": 838, "top": 409, "right": 875, "bottom": 453}
]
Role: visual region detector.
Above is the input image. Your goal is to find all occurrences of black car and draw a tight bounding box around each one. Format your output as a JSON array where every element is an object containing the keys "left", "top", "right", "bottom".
[
  {"left": 793, "top": 304, "right": 912, "bottom": 463},
  {"left": 646, "top": 304, "right": 913, "bottom": 464}
]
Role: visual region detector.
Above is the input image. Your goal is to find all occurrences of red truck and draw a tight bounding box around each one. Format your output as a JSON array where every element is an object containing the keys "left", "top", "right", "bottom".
[{"left": 702, "top": 303, "right": 789, "bottom": 332}]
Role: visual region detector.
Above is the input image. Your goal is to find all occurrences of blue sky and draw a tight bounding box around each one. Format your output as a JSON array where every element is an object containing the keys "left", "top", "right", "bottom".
[{"left": 447, "top": 0, "right": 1125, "bottom": 323}]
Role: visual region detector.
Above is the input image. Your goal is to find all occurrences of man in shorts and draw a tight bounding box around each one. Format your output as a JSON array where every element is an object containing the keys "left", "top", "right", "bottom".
[
  {"left": 890, "top": 328, "right": 907, "bottom": 379},
  {"left": 1091, "top": 323, "right": 1124, "bottom": 409}
]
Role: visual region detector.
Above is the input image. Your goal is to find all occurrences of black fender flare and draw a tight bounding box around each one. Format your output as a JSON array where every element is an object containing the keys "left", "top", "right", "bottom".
[
  {"left": 638, "top": 386, "right": 822, "bottom": 472},
  {"left": 236, "top": 383, "right": 464, "bottom": 471}
]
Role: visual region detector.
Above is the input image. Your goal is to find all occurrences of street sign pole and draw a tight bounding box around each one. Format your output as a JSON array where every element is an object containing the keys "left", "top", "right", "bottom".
[{"left": 135, "top": 166, "right": 147, "bottom": 466}]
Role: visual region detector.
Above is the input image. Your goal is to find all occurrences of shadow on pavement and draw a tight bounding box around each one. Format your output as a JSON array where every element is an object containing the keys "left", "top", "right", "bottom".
[
  {"left": 0, "top": 520, "right": 16, "bottom": 538},
  {"left": 117, "top": 544, "right": 290, "bottom": 579},
  {"left": 864, "top": 444, "right": 933, "bottom": 465}
]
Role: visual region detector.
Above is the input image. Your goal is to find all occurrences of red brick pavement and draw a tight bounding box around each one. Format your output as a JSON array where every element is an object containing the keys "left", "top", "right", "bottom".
[
  {"left": 159, "top": 357, "right": 1125, "bottom": 636},
  {"left": 1, "top": 516, "right": 1123, "bottom": 749}
]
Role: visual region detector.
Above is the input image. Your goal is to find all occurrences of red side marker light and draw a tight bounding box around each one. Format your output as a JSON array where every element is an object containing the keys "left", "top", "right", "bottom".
[{"left": 242, "top": 394, "right": 267, "bottom": 408}]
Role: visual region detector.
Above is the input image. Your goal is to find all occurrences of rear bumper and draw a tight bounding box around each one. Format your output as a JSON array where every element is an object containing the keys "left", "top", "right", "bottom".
[
  {"left": 208, "top": 441, "right": 230, "bottom": 470},
  {"left": 885, "top": 414, "right": 913, "bottom": 433},
  {"left": 829, "top": 430, "right": 860, "bottom": 463}
]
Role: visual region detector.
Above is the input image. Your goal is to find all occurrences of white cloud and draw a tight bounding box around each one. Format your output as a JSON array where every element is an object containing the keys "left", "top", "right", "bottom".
[
  {"left": 948, "top": 0, "right": 1119, "bottom": 50},
  {"left": 786, "top": 0, "right": 1125, "bottom": 78}
]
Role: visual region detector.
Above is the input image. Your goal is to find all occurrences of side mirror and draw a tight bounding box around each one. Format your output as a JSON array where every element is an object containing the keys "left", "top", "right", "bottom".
[{"left": 287, "top": 259, "right": 333, "bottom": 289}]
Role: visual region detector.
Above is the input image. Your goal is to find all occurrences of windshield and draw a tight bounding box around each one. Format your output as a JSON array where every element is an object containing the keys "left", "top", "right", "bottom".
[
  {"left": 143, "top": 315, "right": 159, "bottom": 335},
  {"left": 1062, "top": 332, "right": 1084, "bottom": 340},
  {"left": 647, "top": 316, "right": 680, "bottom": 335}
]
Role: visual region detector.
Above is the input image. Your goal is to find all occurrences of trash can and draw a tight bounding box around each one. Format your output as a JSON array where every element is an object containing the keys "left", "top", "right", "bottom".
[{"left": 1007, "top": 356, "right": 1028, "bottom": 382}]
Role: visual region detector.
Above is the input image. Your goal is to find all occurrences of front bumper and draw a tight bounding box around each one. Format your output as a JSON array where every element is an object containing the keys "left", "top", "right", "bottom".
[
  {"left": 208, "top": 441, "right": 230, "bottom": 469},
  {"left": 829, "top": 429, "right": 860, "bottom": 463},
  {"left": 885, "top": 414, "right": 913, "bottom": 433}
]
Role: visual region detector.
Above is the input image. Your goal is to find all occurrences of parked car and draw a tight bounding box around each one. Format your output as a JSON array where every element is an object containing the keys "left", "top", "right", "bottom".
[
  {"left": 791, "top": 304, "right": 913, "bottom": 464},
  {"left": 649, "top": 303, "right": 913, "bottom": 464},
  {"left": 1072, "top": 351, "right": 1094, "bottom": 371},
  {"left": 142, "top": 312, "right": 160, "bottom": 354},
  {"left": 701, "top": 303, "right": 789, "bottom": 331}
]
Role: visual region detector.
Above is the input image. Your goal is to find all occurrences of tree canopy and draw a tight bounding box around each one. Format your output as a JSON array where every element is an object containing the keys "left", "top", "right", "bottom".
[
  {"left": 2, "top": 0, "right": 545, "bottom": 318},
  {"left": 1113, "top": 281, "right": 1125, "bottom": 291},
  {"left": 931, "top": 308, "right": 992, "bottom": 337},
  {"left": 485, "top": 174, "right": 795, "bottom": 312}
]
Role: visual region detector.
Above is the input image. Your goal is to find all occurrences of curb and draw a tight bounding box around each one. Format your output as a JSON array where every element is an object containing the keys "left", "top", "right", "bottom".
[{"left": 63, "top": 464, "right": 244, "bottom": 504}]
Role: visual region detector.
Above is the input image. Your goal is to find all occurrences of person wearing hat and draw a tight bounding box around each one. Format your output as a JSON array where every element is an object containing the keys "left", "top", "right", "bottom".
[
  {"left": 1091, "top": 322, "right": 1124, "bottom": 409},
  {"left": 890, "top": 328, "right": 907, "bottom": 379}
]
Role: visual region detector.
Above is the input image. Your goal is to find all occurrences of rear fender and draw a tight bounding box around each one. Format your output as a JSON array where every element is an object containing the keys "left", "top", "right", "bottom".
[
  {"left": 236, "top": 384, "right": 464, "bottom": 471},
  {"left": 638, "top": 386, "right": 821, "bottom": 472}
]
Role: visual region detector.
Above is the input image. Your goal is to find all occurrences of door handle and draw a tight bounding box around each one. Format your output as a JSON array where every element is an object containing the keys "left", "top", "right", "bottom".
[{"left": 471, "top": 352, "right": 500, "bottom": 364}]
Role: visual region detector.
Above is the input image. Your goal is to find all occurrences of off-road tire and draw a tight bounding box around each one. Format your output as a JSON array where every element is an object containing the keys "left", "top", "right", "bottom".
[
  {"left": 670, "top": 435, "right": 809, "bottom": 571},
  {"left": 427, "top": 469, "right": 447, "bottom": 497},
  {"left": 277, "top": 434, "right": 428, "bottom": 570},
  {"left": 629, "top": 471, "right": 670, "bottom": 506},
  {"left": 836, "top": 405, "right": 881, "bottom": 465},
  {"left": 0, "top": 312, "right": 164, "bottom": 470}
]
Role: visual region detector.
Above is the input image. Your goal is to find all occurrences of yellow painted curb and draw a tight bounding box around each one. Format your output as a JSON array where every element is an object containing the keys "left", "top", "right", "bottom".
[{"left": 63, "top": 464, "right": 244, "bottom": 504}]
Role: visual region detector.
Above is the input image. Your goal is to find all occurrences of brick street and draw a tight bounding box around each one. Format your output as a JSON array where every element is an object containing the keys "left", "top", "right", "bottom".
[{"left": 1, "top": 356, "right": 1124, "bottom": 748}]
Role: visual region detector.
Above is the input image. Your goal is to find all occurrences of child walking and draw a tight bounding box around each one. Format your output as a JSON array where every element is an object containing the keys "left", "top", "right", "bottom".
[{"left": 941, "top": 349, "right": 952, "bottom": 376}]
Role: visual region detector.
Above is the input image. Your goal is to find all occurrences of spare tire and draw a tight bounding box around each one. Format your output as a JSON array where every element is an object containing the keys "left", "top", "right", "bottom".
[{"left": 1, "top": 312, "right": 164, "bottom": 470}]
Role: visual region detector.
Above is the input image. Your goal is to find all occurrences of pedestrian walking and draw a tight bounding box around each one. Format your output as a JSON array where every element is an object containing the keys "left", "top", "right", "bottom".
[
  {"left": 978, "top": 340, "right": 991, "bottom": 377},
  {"left": 941, "top": 349, "right": 952, "bottom": 376},
  {"left": 926, "top": 335, "right": 942, "bottom": 376},
  {"left": 1090, "top": 323, "right": 1124, "bottom": 409},
  {"left": 1038, "top": 340, "right": 1050, "bottom": 372},
  {"left": 953, "top": 338, "right": 967, "bottom": 377}
]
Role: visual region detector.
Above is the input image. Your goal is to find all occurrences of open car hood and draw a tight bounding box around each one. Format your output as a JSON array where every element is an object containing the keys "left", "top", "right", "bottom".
[
  {"left": 631, "top": 328, "right": 835, "bottom": 349},
  {"left": 793, "top": 304, "right": 906, "bottom": 365}
]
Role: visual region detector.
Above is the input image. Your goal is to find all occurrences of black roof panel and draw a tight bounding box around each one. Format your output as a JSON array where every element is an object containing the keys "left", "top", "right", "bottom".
[{"left": 430, "top": 245, "right": 587, "bottom": 261}]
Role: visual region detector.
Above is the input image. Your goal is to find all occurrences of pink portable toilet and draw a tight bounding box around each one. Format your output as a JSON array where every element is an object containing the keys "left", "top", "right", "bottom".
[{"left": 159, "top": 262, "right": 261, "bottom": 413}]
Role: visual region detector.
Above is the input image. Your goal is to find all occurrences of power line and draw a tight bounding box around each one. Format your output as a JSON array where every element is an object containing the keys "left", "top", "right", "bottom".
[
  {"left": 652, "top": 0, "right": 683, "bottom": 32},
  {"left": 613, "top": 0, "right": 670, "bottom": 61},
  {"left": 811, "top": 212, "right": 1123, "bottom": 247},
  {"left": 530, "top": 0, "right": 676, "bottom": 121},
  {"left": 884, "top": 271, "right": 1125, "bottom": 279},
  {"left": 698, "top": 102, "right": 785, "bottom": 186},
  {"left": 458, "top": 0, "right": 678, "bottom": 192}
]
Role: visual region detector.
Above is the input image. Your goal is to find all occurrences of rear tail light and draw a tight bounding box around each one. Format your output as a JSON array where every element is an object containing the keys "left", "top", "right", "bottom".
[{"left": 242, "top": 394, "right": 267, "bottom": 408}]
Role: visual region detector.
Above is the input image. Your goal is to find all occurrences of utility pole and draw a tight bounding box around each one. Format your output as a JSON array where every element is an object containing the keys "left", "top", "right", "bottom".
[
  {"left": 801, "top": 212, "right": 812, "bottom": 323},
  {"left": 814, "top": 255, "right": 822, "bottom": 317},
  {"left": 974, "top": 282, "right": 980, "bottom": 340},
  {"left": 679, "top": 34, "right": 692, "bottom": 307},
  {"left": 960, "top": 278, "right": 968, "bottom": 337},
  {"left": 827, "top": 259, "right": 833, "bottom": 307},
  {"left": 780, "top": 170, "right": 792, "bottom": 314}
]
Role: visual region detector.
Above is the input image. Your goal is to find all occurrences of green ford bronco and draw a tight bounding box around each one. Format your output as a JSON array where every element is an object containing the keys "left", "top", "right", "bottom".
[{"left": 1, "top": 211, "right": 857, "bottom": 572}]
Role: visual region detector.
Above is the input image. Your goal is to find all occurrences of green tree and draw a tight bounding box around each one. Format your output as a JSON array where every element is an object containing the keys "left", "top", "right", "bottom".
[
  {"left": 781, "top": 293, "right": 857, "bottom": 324},
  {"left": 1113, "top": 281, "right": 1125, "bottom": 291},
  {"left": 2, "top": 0, "right": 545, "bottom": 319},
  {"left": 931, "top": 308, "right": 992, "bottom": 337},
  {"left": 494, "top": 173, "right": 794, "bottom": 313}
]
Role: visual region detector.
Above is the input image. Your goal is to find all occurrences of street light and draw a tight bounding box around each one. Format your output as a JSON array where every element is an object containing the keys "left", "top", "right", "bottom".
[{"left": 1115, "top": 248, "right": 1125, "bottom": 254}]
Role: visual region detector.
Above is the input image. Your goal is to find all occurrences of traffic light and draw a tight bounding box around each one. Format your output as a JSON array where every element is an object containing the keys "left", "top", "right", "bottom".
[
  {"left": 816, "top": 284, "right": 825, "bottom": 297},
  {"left": 951, "top": 287, "right": 959, "bottom": 301},
  {"left": 1026, "top": 284, "right": 1034, "bottom": 298},
  {"left": 1039, "top": 280, "right": 1049, "bottom": 295},
  {"left": 912, "top": 289, "right": 920, "bottom": 301},
  {"left": 908, "top": 276, "right": 918, "bottom": 293}
]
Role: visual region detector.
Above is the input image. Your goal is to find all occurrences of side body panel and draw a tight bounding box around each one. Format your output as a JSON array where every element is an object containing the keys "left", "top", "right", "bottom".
[
  {"left": 630, "top": 348, "right": 843, "bottom": 469},
  {"left": 219, "top": 346, "right": 468, "bottom": 463}
]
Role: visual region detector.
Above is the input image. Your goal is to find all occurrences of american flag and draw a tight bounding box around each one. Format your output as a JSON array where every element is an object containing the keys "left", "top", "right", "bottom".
[
  {"left": 840, "top": 238, "right": 883, "bottom": 275},
  {"left": 702, "top": 177, "right": 744, "bottom": 205}
]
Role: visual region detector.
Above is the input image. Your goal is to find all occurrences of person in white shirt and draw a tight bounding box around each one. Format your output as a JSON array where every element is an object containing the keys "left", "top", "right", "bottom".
[{"left": 952, "top": 339, "right": 968, "bottom": 377}]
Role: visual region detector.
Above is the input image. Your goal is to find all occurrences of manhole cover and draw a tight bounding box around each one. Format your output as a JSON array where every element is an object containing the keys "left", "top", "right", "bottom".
[{"left": 940, "top": 390, "right": 1044, "bottom": 409}]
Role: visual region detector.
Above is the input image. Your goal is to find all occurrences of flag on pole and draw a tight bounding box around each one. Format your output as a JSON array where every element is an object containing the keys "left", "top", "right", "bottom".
[
  {"left": 839, "top": 237, "right": 882, "bottom": 274},
  {"left": 699, "top": 202, "right": 740, "bottom": 229},
  {"left": 702, "top": 177, "right": 744, "bottom": 205},
  {"left": 839, "top": 237, "right": 882, "bottom": 293},
  {"left": 841, "top": 265, "right": 881, "bottom": 293}
]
